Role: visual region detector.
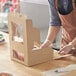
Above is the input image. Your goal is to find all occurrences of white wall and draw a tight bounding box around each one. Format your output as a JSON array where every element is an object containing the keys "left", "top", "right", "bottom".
[
  {"left": 20, "top": 1, "right": 50, "bottom": 29},
  {"left": 20, "top": 0, "right": 48, "bottom": 5}
]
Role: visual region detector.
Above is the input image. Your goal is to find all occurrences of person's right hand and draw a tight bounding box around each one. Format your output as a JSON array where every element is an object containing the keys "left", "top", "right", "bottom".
[{"left": 40, "top": 40, "right": 51, "bottom": 48}]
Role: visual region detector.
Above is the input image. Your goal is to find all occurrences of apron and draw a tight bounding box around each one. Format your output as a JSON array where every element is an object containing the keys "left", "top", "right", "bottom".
[{"left": 55, "top": 0, "right": 76, "bottom": 54}]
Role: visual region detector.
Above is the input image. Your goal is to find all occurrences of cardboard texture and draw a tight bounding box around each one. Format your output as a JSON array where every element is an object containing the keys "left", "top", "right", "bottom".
[{"left": 8, "top": 13, "right": 53, "bottom": 66}]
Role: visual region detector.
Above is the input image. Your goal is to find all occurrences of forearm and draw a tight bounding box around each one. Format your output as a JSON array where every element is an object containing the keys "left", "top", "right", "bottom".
[
  {"left": 70, "top": 37, "right": 76, "bottom": 48},
  {"left": 67, "top": 37, "right": 76, "bottom": 51},
  {"left": 46, "top": 25, "right": 60, "bottom": 43}
]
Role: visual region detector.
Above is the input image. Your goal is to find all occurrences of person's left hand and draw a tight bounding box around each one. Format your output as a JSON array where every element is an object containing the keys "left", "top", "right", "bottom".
[{"left": 59, "top": 44, "right": 72, "bottom": 55}]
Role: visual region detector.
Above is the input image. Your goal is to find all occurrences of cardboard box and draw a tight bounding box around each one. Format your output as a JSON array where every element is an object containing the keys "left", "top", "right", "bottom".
[{"left": 8, "top": 13, "right": 53, "bottom": 67}]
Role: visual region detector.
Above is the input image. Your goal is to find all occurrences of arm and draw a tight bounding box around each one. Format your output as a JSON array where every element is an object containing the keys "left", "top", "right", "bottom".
[
  {"left": 46, "top": 26, "right": 60, "bottom": 43},
  {"left": 40, "top": 0, "right": 61, "bottom": 48},
  {"left": 71, "top": 37, "right": 76, "bottom": 48},
  {"left": 59, "top": 37, "right": 76, "bottom": 55}
]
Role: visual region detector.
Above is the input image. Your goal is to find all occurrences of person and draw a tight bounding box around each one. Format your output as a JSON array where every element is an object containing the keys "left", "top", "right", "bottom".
[
  {"left": 9, "top": 4, "right": 14, "bottom": 12},
  {"left": 3, "top": 2, "right": 9, "bottom": 13},
  {"left": 40, "top": 0, "right": 76, "bottom": 55}
]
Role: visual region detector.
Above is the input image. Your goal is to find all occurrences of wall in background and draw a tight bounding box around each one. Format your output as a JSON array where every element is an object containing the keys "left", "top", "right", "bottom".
[{"left": 20, "top": 0, "right": 48, "bottom": 5}]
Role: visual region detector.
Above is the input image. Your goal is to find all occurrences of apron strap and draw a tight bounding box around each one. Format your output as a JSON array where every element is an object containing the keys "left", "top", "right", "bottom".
[
  {"left": 55, "top": 0, "right": 57, "bottom": 9},
  {"left": 72, "top": 0, "right": 76, "bottom": 9}
]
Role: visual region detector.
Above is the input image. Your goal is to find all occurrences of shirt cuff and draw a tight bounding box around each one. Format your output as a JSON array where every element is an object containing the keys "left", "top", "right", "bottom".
[{"left": 49, "top": 21, "right": 61, "bottom": 26}]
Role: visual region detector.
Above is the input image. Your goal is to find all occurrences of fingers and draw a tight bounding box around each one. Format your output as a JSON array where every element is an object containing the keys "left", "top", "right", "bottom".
[
  {"left": 59, "top": 49, "right": 70, "bottom": 55},
  {"left": 59, "top": 45, "right": 72, "bottom": 55},
  {"left": 58, "top": 50, "right": 65, "bottom": 55},
  {"left": 58, "top": 47, "right": 67, "bottom": 55}
]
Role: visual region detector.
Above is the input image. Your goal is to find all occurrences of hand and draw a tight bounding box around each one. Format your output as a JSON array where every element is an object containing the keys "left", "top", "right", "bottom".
[
  {"left": 59, "top": 44, "right": 72, "bottom": 55},
  {"left": 40, "top": 40, "right": 51, "bottom": 48}
]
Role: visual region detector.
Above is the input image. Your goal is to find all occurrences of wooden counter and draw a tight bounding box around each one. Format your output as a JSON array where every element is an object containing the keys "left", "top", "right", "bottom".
[{"left": 0, "top": 32, "right": 76, "bottom": 76}]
